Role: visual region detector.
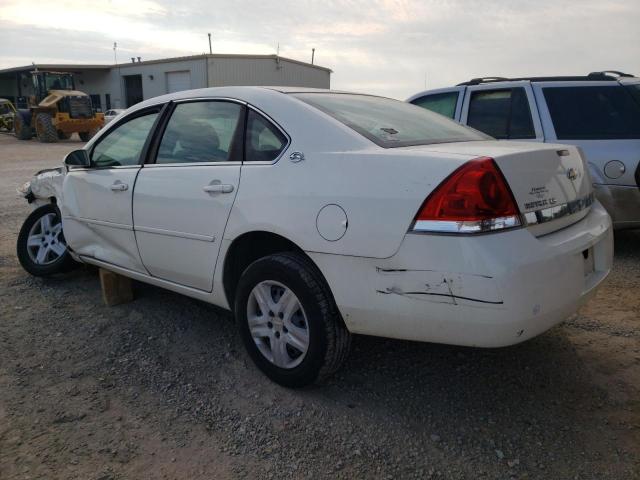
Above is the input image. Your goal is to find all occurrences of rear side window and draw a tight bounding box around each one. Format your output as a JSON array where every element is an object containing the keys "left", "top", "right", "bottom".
[
  {"left": 544, "top": 86, "right": 640, "bottom": 140},
  {"left": 467, "top": 88, "right": 535, "bottom": 140},
  {"left": 156, "top": 101, "right": 243, "bottom": 164},
  {"left": 411, "top": 92, "right": 458, "bottom": 119},
  {"left": 245, "top": 110, "right": 288, "bottom": 162}
]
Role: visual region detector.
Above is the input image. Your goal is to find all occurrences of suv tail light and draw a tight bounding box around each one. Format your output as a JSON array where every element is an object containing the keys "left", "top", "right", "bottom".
[{"left": 411, "top": 157, "right": 521, "bottom": 234}]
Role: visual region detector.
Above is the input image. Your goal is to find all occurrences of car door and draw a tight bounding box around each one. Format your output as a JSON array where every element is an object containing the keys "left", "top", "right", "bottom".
[
  {"left": 460, "top": 82, "right": 544, "bottom": 141},
  {"left": 61, "top": 106, "right": 163, "bottom": 272},
  {"left": 407, "top": 87, "right": 465, "bottom": 121},
  {"left": 132, "top": 99, "right": 245, "bottom": 291}
]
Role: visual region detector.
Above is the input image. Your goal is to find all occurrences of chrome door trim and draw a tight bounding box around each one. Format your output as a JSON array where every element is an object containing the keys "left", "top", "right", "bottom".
[
  {"left": 63, "top": 215, "right": 133, "bottom": 231},
  {"left": 134, "top": 225, "right": 215, "bottom": 242}
]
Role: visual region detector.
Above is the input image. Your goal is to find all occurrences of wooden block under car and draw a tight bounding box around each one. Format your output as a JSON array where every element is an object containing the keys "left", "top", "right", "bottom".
[{"left": 99, "top": 268, "right": 134, "bottom": 306}]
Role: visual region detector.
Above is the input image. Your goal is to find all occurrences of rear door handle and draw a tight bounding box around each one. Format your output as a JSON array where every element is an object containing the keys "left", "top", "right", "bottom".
[
  {"left": 110, "top": 181, "right": 128, "bottom": 191},
  {"left": 203, "top": 184, "right": 234, "bottom": 194}
]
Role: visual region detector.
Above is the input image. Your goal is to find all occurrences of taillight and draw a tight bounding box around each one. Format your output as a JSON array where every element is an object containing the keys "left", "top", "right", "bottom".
[{"left": 411, "top": 157, "right": 522, "bottom": 234}]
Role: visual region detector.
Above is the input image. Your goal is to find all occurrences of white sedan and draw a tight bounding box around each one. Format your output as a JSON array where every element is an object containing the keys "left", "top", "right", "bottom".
[
  {"left": 16, "top": 87, "right": 613, "bottom": 387},
  {"left": 103, "top": 108, "right": 125, "bottom": 124}
]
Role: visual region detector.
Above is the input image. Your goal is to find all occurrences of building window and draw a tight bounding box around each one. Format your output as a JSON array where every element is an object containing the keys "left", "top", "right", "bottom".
[
  {"left": 89, "top": 94, "right": 102, "bottom": 112},
  {"left": 105, "top": 94, "right": 111, "bottom": 111}
]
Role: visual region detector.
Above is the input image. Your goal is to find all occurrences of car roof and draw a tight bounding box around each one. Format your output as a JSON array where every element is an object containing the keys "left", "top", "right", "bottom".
[
  {"left": 457, "top": 71, "right": 637, "bottom": 86},
  {"left": 127, "top": 86, "right": 391, "bottom": 114}
]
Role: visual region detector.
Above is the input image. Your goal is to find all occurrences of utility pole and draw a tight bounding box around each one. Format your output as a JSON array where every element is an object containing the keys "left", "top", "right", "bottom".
[
  {"left": 207, "top": 33, "right": 212, "bottom": 54},
  {"left": 114, "top": 41, "right": 123, "bottom": 108},
  {"left": 311, "top": 48, "right": 315, "bottom": 65}
]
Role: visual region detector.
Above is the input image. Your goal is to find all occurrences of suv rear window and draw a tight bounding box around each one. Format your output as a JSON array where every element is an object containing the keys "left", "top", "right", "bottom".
[
  {"left": 543, "top": 86, "right": 640, "bottom": 140},
  {"left": 467, "top": 88, "right": 536, "bottom": 140},
  {"left": 292, "top": 93, "right": 487, "bottom": 148}
]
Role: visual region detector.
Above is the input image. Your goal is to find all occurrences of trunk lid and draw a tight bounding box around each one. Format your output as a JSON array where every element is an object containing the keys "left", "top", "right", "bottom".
[{"left": 404, "top": 140, "right": 593, "bottom": 235}]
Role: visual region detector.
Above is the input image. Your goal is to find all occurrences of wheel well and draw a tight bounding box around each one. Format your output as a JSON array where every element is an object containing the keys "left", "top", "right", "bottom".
[{"left": 223, "top": 231, "right": 313, "bottom": 309}]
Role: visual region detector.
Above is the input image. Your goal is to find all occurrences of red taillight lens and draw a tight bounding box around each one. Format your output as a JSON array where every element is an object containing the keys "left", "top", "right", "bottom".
[{"left": 412, "top": 157, "right": 522, "bottom": 233}]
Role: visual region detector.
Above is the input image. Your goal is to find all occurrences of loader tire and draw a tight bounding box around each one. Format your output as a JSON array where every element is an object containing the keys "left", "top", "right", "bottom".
[
  {"left": 57, "top": 130, "right": 71, "bottom": 140},
  {"left": 14, "top": 114, "right": 32, "bottom": 140},
  {"left": 79, "top": 129, "right": 98, "bottom": 142},
  {"left": 35, "top": 113, "right": 58, "bottom": 143}
]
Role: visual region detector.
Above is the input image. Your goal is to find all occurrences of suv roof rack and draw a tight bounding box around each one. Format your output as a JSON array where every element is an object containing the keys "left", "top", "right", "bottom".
[{"left": 457, "top": 71, "right": 636, "bottom": 86}]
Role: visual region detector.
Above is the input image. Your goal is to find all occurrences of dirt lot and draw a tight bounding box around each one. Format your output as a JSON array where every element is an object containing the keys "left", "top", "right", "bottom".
[{"left": 0, "top": 132, "right": 638, "bottom": 480}]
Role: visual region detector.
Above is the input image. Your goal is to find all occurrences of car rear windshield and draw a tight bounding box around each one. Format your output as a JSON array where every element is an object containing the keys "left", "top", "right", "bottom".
[
  {"left": 543, "top": 86, "right": 640, "bottom": 140},
  {"left": 291, "top": 93, "right": 488, "bottom": 148}
]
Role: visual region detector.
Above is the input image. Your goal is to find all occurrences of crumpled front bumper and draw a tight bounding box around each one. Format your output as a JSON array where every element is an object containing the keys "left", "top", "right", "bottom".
[{"left": 18, "top": 167, "right": 65, "bottom": 205}]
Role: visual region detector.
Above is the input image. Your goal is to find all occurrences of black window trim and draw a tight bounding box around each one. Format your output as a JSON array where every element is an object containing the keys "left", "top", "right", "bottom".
[
  {"left": 144, "top": 97, "right": 248, "bottom": 167},
  {"left": 86, "top": 103, "right": 168, "bottom": 170},
  {"left": 243, "top": 104, "right": 291, "bottom": 165},
  {"left": 467, "top": 87, "right": 537, "bottom": 140}
]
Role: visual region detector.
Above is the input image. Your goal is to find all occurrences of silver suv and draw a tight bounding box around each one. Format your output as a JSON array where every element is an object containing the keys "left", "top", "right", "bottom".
[{"left": 408, "top": 71, "right": 640, "bottom": 229}]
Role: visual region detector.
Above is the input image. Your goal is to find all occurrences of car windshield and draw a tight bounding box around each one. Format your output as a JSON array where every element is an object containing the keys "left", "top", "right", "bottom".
[{"left": 291, "top": 93, "right": 489, "bottom": 148}]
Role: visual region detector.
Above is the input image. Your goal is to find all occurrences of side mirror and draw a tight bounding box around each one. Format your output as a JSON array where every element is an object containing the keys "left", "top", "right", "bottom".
[{"left": 64, "top": 149, "right": 90, "bottom": 168}]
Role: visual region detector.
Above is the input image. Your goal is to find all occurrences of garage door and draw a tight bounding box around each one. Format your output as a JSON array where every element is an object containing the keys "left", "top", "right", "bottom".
[{"left": 166, "top": 71, "right": 191, "bottom": 93}]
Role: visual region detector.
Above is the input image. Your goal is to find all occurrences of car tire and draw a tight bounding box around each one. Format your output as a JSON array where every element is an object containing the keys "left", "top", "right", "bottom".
[
  {"left": 79, "top": 130, "right": 97, "bottom": 142},
  {"left": 17, "top": 204, "right": 78, "bottom": 276},
  {"left": 235, "top": 252, "right": 351, "bottom": 388},
  {"left": 14, "top": 113, "right": 32, "bottom": 140},
  {"left": 35, "top": 113, "right": 58, "bottom": 143}
]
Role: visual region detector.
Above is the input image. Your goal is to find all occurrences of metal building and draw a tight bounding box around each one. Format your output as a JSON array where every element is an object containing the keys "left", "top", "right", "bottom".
[{"left": 0, "top": 54, "right": 332, "bottom": 111}]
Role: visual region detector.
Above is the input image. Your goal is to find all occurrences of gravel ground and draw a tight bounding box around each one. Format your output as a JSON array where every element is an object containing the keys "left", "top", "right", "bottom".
[{"left": 0, "top": 132, "right": 638, "bottom": 480}]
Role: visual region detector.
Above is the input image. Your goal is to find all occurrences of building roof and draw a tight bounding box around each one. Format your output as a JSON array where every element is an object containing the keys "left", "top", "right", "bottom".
[{"left": 0, "top": 53, "right": 332, "bottom": 75}]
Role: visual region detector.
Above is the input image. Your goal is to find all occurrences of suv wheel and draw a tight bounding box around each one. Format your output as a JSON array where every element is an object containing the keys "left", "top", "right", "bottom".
[{"left": 235, "top": 252, "right": 351, "bottom": 387}]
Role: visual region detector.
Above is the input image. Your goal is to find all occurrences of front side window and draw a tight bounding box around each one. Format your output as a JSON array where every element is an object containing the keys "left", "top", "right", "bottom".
[
  {"left": 292, "top": 93, "right": 487, "bottom": 148},
  {"left": 411, "top": 92, "right": 459, "bottom": 119},
  {"left": 467, "top": 88, "right": 535, "bottom": 139},
  {"left": 543, "top": 86, "right": 640, "bottom": 140},
  {"left": 245, "top": 110, "right": 287, "bottom": 162},
  {"left": 91, "top": 111, "right": 159, "bottom": 167},
  {"left": 156, "top": 101, "right": 243, "bottom": 164}
]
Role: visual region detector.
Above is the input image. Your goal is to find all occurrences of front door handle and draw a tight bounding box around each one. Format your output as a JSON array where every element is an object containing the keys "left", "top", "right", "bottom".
[
  {"left": 110, "top": 181, "right": 128, "bottom": 191},
  {"left": 203, "top": 184, "right": 234, "bottom": 194}
]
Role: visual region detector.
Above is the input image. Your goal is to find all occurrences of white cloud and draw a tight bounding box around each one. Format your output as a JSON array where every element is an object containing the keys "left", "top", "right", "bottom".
[{"left": 0, "top": 0, "right": 638, "bottom": 99}]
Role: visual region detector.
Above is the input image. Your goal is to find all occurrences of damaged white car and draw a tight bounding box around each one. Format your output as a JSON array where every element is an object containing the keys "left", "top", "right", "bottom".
[{"left": 17, "top": 87, "right": 614, "bottom": 387}]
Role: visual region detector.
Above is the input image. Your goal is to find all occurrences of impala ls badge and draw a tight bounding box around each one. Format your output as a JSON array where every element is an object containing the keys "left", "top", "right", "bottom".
[{"left": 566, "top": 168, "right": 578, "bottom": 181}]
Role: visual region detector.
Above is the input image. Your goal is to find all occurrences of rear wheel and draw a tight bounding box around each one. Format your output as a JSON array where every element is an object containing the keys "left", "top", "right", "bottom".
[
  {"left": 17, "top": 204, "right": 77, "bottom": 276},
  {"left": 14, "top": 114, "right": 32, "bottom": 140},
  {"left": 79, "top": 129, "right": 97, "bottom": 142},
  {"left": 57, "top": 130, "right": 71, "bottom": 140},
  {"left": 35, "top": 113, "right": 58, "bottom": 143},
  {"left": 235, "top": 252, "right": 351, "bottom": 387}
]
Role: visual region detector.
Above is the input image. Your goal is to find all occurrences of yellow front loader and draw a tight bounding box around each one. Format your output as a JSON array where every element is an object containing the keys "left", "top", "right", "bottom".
[{"left": 14, "top": 71, "right": 104, "bottom": 143}]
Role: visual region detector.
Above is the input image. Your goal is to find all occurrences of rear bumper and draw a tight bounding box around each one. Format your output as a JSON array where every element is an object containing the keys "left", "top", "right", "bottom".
[
  {"left": 594, "top": 183, "right": 640, "bottom": 229},
  {"left": 309, "top": 201, "right": 613, "bottom": 347}
]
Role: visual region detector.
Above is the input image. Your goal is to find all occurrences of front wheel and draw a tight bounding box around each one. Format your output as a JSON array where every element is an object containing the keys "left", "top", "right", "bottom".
[
  {"left": 235, "top": 252, "right": 351, "bottom": 387},
  {"left": 35, "top": 113, "right": 58, "bottom": 143},
  {"left": 17, "top": 204, "right": 78, "bottom": 276}
]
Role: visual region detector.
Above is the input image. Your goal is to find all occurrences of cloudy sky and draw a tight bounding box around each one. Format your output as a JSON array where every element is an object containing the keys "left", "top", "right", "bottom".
[{"left": 0, "top": 0, "right": 638, "bottom": 99}]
